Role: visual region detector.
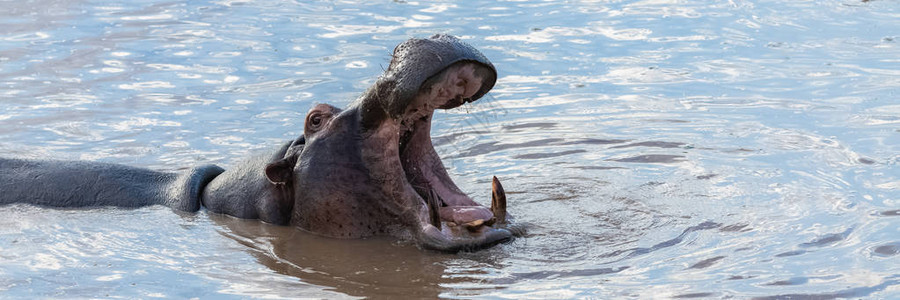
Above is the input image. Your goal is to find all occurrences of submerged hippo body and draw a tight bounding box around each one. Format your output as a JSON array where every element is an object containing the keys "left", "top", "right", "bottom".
[{"left": 0, "top": 35, "right": 514, "bottom": 252}]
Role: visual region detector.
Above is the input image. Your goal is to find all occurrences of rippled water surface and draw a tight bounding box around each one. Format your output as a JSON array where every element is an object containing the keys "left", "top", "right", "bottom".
[{"left": 1, "top": 0, "right": 898, "bottom": 298}]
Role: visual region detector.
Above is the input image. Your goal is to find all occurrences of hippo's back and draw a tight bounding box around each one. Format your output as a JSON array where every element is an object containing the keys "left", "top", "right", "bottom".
[{"left": 0, "top": 158, "right": 223, "bottom": 210}]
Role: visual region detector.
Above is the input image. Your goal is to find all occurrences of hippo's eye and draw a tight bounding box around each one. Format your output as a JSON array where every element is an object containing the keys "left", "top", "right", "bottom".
[{"left": 305, "top": 112, "right": 330, "bottom": 134}]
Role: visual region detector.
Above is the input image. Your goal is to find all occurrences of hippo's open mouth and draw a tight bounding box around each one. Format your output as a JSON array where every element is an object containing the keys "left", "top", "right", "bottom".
[{"left": 393, "top": 62, "right": 513, "bottom": 251}]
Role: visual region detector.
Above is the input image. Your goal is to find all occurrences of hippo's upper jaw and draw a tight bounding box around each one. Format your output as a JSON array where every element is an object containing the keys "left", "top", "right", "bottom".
[{"left": 264, "top": 35, "right": 514, "bottom": 252}]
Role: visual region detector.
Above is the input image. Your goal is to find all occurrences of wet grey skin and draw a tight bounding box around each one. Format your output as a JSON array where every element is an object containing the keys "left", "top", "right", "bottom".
[{"left": 0, "top": 35, "right": 515, "bottom": 252}]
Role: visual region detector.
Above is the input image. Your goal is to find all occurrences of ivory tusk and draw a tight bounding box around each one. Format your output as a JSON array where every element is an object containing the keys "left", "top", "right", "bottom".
[{"left": 491, "top": 176, "right": 507, "bottom": 224}]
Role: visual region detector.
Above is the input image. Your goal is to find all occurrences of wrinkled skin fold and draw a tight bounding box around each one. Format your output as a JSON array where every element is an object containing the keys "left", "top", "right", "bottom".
[{"left": 0, "top": 35, "right": 518, "bottom": 252}]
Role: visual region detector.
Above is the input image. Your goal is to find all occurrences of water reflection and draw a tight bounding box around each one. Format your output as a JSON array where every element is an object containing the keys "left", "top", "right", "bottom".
[{"left": 210, "top": 214, "right": 455, "bottom": 298}]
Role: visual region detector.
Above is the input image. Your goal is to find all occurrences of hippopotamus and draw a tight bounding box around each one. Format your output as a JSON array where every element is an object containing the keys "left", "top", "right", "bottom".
[{"left": 0, "top": 34, "right": 517, "bottom": 252}]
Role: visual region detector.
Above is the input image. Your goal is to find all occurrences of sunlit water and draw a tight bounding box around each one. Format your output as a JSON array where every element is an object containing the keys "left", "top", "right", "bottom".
[{"left": 1, "top": 0, "right": 898, "bottom": 298}]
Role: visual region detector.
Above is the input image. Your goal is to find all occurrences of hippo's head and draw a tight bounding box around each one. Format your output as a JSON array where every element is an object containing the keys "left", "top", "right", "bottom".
[{"left": 263, "top": 35, "right": 515, "bottom": 252}]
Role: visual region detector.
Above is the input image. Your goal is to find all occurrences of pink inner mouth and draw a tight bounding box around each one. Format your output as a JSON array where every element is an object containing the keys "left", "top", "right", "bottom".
[{"left": 397, "top": 63, "right": 495, "bottom": 228}]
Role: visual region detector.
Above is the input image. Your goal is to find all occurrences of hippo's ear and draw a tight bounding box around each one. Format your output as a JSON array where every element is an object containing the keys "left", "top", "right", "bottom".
[{"left": 264, "top": 158, "right": 295, "bottom": 185}]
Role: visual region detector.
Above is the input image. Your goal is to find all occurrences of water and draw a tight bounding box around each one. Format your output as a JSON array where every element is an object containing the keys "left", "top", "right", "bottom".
[{"left": 1, "top": 0, "right": 898, "bottom": 298}]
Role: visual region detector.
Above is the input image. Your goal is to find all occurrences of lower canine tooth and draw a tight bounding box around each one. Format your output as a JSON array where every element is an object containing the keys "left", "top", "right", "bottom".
[
  {"left": 491, "top": 176, "right": 507, "bottom": 224},
  {"left": 427, "top": 189, "right": 442, "bottom": 230}
]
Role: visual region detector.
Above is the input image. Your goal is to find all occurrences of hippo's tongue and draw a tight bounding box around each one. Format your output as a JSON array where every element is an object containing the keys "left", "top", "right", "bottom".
[
  {"left": 439, "top": 206, "right": 494, "bottom": 225},
  {"left": 420, "top": 176, "right": 509, "bottom": 234},
  {"left": 437, "top": 177, "right": 508, "bottom": 225}
]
